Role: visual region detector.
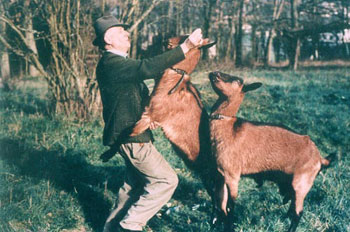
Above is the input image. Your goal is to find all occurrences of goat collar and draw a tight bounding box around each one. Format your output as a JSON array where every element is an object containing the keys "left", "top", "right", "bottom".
[
  {"left": 170, "top": 67, "right": 187, "bottom": 75},
  {"left": 210, "top": 113, "right": 235, "bottom": 120},
  {"left": 168, "top": 68, "right": 187, "bottom": 95}
]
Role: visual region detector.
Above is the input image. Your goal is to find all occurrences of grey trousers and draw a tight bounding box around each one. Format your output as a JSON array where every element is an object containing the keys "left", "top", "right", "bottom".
[{"left": 103, "top": 142, "right": 178, "bottom": 231}]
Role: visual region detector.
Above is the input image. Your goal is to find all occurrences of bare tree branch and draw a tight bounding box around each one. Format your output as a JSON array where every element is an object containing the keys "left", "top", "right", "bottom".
[{"left": 129, "top": 0, "right": 165, "bottom": 32}]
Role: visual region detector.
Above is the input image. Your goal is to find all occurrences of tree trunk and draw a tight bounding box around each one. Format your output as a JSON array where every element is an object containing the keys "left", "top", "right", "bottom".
[
  {"left": 24, "top": 0, "right": 39, "bottom": 77},
  {"left": 251, "top": 24, "right": 257, "bottom": 66},
  {"left": 167, "top": 1, "right": 174, "bottom": 35},
  {"left": 235, "top": 0, "right": 244, "bottom": 67},
  {"left": 225, "top": 15, "right": 235, "bottom": 62},
  {"left": 289, "top": 0, "right": 300, "bottom": 70},
  {"left": 101, "top": 0, "right": 106, "bottom": 14},
  {"left": 265, "top": 0, "right": 284, "bottom": 66},
  {"left": 176, "top": 0, "right": 181, "bottom": 35},
  {"left": 129, "top": 0, "right": 139, "bottom": 58},
  {"left": 131, "top": 26, "right": 139, "bottom": 58},
  {"left": 275, "top": 31, "right": 281, "bottom": 63},
  {"left": 0, "top": 51, "right": 10, "bottom": 80},
  {"left": 0, "top": 11, "right": 10, "bottom": 82},
  {"left": 265, "top": 29, "right": 276, "bottom": 65},
  {"left": 293, "top": 38, "right": 300, "bottom": 70},
  {"left": 202, "top": 0, "right": 216, "bottom": 60}
]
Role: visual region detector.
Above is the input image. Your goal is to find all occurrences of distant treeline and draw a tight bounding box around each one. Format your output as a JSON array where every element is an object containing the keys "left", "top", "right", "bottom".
[{"left": 0, "top": 0, "right": 349, "bottom": 118}]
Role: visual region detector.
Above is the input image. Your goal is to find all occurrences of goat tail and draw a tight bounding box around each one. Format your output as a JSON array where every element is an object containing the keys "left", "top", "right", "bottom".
[
  {"left": 130, "top": 112, "right": 151, "bottom": 137},
  {"left": 321, "top": 152, "right": 337, "bottom": 169}
]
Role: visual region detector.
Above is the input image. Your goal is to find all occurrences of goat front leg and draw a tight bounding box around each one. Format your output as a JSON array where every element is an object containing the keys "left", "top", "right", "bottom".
[
  {"left": 224, "top": 175, "right": 240, "bottom": 232},
  {"left": 211, "top": 175, "right": 227, "bottom": 229},
  {"left": 224, "top": 196, "right": 235, "bottom": 232}
]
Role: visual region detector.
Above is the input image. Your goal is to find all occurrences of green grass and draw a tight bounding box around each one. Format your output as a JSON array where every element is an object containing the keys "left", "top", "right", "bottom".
[{"left": 0, "top": 68, "right": 349, "bottom": 232}]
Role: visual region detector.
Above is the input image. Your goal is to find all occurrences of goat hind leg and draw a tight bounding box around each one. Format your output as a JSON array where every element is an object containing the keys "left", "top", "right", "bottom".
[
  {"left": 130, "top": 111, "right": 151, "bottom": 136},
  {"left": 288, "top": 170, "right": 318, "bottom": 232},
  {"left": 287, "top": 190, "right": 305, "bottom": 231},
  {"left": 287, "top": 210, "right": 303, "bottom": 232}
]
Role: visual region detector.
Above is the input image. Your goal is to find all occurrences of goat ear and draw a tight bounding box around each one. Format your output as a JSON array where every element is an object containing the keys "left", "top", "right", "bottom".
[
  {"left": 199, "top": 40, "right": 217, "bottom": 49},
  {"left": 242, "top": 82, "right": 262, "bottom": 93}
]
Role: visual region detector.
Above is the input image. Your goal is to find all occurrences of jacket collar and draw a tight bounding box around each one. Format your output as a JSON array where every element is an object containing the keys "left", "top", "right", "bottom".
[{"left": 107, "top": 49, "right": 128, "bottom": 58}]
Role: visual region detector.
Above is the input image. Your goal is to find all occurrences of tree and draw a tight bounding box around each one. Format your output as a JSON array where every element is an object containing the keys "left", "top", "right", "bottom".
[
  {"left": 225, "top": 5, "right": 236, "bottom": 62},
  {"left": 264, "top": 0, "right": 285, "bottom": 66},
  {"left": 0, "top": 0, "right": 169, "bottom": 118},
  {"left": 289, "top": 0, "right": 300, "bottom": 70},
  {"left": 202, "top": 0, "right": 216, "bottom": 60},
  {"left": 23, "top": 0, "right": 40, "bottom": 77},
  {"left": 1, "top": 0, "right": 100, "bottom": 117},
  {"left": 0, "top": 2, "right": 10, "bottom": 87},
  {"left": 235, "top": 0, "right": 244, "bottom": 67}
]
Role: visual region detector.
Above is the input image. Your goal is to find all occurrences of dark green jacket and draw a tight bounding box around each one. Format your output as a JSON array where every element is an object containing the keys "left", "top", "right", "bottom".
[{"left": 96, "top": 46, "right": 185, "bottom": 146}]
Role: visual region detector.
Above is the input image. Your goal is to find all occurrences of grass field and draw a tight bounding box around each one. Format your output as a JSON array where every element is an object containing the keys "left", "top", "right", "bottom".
[{"left": 0, "top": 67, "right": 349, "bottom": 232}]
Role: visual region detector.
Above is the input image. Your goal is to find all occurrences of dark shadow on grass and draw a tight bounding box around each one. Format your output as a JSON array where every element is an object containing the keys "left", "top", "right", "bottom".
[
  {"left": 0, "top": 138, "right": 125, "bottom": 231},
  {"left": 0, "top": 85, "right": 215, "bottom": 231},
  {"left": 0, "top": 137, "right": 216, "bottom": 231}
]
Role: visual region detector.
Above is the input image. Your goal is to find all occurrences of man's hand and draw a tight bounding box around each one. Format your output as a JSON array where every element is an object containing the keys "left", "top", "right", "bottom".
[
  {"left": 187, "top": 28, "right": 203, "bottom": 47},
  {"left": 149, "top": 121, "right": 160, "bottom": 130},
  {"left": 180, "top": 28, "right": 203, "bottom": 54}
]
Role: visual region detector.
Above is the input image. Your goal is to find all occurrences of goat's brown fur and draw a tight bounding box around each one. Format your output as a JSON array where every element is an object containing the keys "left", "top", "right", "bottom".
[
  {"left": 208, "top": 71, "right": 333, "bottom": 232},
  {"left": 133, "top": 69, "right": 204, "bottom": 160},
  {"left": 130, "top": 37, "right": 219, "bottom": 209},
  {"left": 131, "top": 36, "right": 215, "bottom": 162}
]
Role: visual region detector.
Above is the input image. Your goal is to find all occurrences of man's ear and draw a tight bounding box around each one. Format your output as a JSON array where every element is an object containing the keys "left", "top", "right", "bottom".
[
  {"left": 104, "top": 30, "right": 112, "bottom": 45},
  {"left": 242, "top": 82, "right": 262, "bottom": 93}
]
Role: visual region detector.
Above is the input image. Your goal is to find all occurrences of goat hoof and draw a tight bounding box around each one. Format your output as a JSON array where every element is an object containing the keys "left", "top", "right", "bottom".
[
  {"left": 211, "top": 216, "right": 222, "bottom": 228},
  {"left": 211, "top": 216, "right": 218, "bottom": 225}
]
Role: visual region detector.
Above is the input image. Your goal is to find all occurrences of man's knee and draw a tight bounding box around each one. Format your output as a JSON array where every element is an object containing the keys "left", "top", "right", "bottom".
[{"left": 167, "top": 171, "right": 179, "bottom": 190}]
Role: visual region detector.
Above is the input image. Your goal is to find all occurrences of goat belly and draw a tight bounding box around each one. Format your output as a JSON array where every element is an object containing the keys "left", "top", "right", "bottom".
[
  {"left": 231, "top": 124, "right": 317, "bottom": 174},
  {"left": 157, "top": 84, "right": 204, "bottom": 160},
  {"left": 162, "top": 114, "right": 201, "bottom": 160}
]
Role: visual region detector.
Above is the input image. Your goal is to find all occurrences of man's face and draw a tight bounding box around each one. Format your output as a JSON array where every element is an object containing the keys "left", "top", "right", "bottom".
[{"left": 104, "top": 26, "right": 130, "bottom": 52}]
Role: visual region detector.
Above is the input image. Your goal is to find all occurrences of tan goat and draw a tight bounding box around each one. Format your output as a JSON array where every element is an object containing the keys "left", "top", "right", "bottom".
[
  {"left": 130, "top": 36, "right": 218, "bottom": 197},
  {"left": 208, "top": 71, "right": 334, "bottom": 232},
  {"left": 131, "top": 36, "right": 215, "bottom": 162}
]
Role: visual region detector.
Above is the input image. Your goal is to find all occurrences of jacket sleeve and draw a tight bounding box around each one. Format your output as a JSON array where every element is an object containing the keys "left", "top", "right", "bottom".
[
  {"left": 136, "top": 46, "right": 185, "bottom": 78},
  {"left": 104, "top": 46, "right": 185, "bottom": 83}
]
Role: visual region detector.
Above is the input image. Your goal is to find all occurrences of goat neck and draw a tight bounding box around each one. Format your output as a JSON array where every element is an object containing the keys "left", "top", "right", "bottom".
[
  {"left": 172, "top": 46, "right": 201, "bottom": 74},
  {"left": 209, "top": 71, "right": 262, "bottom": 118},
  {"left": 212, "top": 94, "right": 243, "bottom": 119}
]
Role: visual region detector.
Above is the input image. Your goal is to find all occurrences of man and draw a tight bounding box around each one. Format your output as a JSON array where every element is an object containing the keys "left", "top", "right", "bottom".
[{"left": 93, "top": 15, "right": 203, "bottom": 232}]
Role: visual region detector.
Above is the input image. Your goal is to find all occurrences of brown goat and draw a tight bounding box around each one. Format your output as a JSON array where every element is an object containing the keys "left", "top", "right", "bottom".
[
  {"left": 131, "top": 36, "right": 215, "bottom": 162},
  {"left": 130, "top": 36, "right": 218, "bottom": 202},
  {"left": 208, "top": 71, "right": 334, "bottom": 232}
]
